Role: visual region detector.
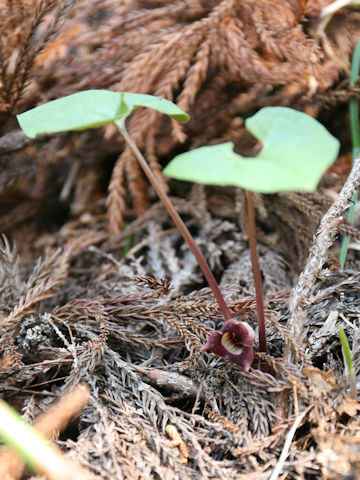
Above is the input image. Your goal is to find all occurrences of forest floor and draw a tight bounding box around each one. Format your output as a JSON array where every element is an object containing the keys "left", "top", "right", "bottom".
[{"left": 1, "top": 1, "right": 360, "bottom": 479}]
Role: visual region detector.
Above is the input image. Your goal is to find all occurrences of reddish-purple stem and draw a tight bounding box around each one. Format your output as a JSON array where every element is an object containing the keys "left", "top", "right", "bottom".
[
  {"left": 246, "top": 190, "right": 267, "bottom": 353},
  {"left": 119, "top": 122, "right": 233, "bottom": 322}
]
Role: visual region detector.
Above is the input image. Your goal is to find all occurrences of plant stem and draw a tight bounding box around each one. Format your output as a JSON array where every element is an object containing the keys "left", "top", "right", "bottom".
[
  {"left": 117, "top": 120, "right": 233, "bottom": 322},
  {"left": 246, "top": 190, "right": 266, "bottom": 353},
  {"left": 339, "top": 326, "right": 357, "bottom": 400}
]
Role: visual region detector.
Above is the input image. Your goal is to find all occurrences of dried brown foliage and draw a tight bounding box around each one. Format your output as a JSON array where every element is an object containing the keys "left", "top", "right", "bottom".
[
  {"left": 0, "top": 231, "right": 294, "bottom": 478},
  {"left": 1, "top": 2, "right": 360, "bottom": 479},
  {"left": 1, "top": 0, "right": 360, "bottom": 234},
  {"left": 0, "top": 0, "right": 74, "bottom": 123},
  {"left": 0, "top": 178, "right": 360, "bottom": 478}
]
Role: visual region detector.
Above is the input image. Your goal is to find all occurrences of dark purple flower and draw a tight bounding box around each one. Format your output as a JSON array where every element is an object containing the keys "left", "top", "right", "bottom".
[{"left": 201, "top": 319, "right": 255, "bottom": 371}]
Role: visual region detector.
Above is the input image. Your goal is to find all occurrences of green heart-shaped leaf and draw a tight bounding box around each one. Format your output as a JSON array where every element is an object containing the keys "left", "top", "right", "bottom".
[
  {"left": 17, "top": 90, "right": 189, "bottom": 138},
  {"left": 164, "top": 107, "right": 340, "bottom": 193}
]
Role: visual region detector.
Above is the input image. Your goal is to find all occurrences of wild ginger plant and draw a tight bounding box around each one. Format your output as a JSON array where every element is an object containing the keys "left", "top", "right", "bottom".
[
  {"left": 164, "top": 107, "right": 340, "bottom": 356},
  {"left": 17, "top": 94, "right": 340, "bottom": 369},
  {"left": 17, "top": 90, "right": 254, "bottom": 371}
]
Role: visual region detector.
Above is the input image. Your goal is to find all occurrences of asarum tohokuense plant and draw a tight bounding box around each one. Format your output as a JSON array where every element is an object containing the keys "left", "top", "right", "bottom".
[
  {"left": 17, "top": 92, "right": 340, "bottom": 371},
  {"left": 164, "top": 106, "right": 340, "bottom": 360}
]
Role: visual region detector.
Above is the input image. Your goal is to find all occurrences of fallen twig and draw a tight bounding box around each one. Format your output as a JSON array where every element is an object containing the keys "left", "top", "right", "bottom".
[
  {"left": 268, "top": 407, "right": 310, "bottom": 480},
  {"left": 0, "top": 129, "right": 31, "bottom": 155},
  {"left": 135, "top": 366, "right": 206, "bottom": 400},
  {"left": 286, "top": 156, "right": 360, "bottom": 362}
]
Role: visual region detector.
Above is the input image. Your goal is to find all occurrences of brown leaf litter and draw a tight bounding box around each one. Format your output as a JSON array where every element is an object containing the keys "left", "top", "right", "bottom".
[{"left": 1, "top": 1, "right": 360, "bottom": 479}]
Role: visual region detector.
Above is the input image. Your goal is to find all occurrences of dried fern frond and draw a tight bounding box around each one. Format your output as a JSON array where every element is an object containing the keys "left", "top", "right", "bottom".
[
  {"left": 0, "top": 234, "right": 21, "bottom": 301},
  {"left": 0, "top": 0, "right": 74, "bottom": 121},
  {"left": 1, "top": 248, "right": 67, "bottom": 330},
  {"left": 132, "top": 275, "right": 173, "bottom": 296},
  {"left": 9, "top": 0, "right": 357, "bottom": 231},
  {"left": 263, "top": 188, "right": 360, "bottom": 269}
]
